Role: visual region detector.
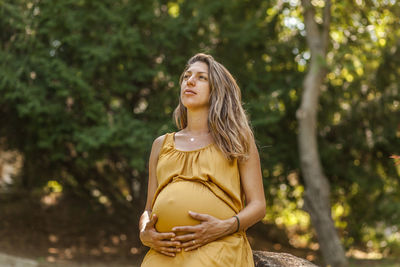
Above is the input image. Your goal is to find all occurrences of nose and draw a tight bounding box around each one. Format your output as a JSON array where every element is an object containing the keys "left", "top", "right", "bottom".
[{"left": 187, "top": 75, "right": 196, "bottom": 86}]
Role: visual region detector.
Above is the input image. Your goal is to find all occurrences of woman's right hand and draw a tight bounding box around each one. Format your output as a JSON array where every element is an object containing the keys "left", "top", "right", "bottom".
[{"left": 140, "top": 214, "right": 181, "bottom": 257}]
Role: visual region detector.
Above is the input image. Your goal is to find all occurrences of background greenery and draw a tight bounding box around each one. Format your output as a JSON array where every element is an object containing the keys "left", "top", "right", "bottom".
[{"left": 1, "top": 0, "right": 399, "bottom": 264}]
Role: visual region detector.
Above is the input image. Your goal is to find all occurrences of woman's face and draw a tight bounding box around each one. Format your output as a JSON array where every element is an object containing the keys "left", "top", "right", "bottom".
[{"left": 180, "top": 61, "right": 210, "bottom": 110}]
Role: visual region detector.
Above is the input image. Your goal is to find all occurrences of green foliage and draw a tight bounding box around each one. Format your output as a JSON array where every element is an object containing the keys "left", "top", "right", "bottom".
[{"left": 0, "top": 0, "right": 399, "bottom": 256}]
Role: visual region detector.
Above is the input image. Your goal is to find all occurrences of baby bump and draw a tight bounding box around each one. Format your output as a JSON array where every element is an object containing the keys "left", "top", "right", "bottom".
[{"left": 152, "top": 180, "right": 236, "bottom": 233}]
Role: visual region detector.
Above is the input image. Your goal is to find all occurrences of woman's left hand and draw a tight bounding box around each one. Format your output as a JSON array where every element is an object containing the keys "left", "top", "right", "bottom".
[{"left": 171, "top": 211, "right": 236, "bottom": 251}]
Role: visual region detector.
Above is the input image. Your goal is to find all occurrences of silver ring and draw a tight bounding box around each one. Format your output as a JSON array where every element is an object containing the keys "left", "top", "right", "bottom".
[{"left": 192, "top": 240, "right": 196, "bottom": 245}]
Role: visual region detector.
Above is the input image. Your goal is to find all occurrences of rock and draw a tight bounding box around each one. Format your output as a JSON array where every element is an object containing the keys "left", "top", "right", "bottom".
[{"left": 253, "top": 251, "right": 319, "bottom": 267}]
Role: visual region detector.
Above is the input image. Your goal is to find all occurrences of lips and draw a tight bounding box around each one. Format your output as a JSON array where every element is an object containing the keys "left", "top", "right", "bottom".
[{"left": 184, "top": 89, "right": 196, "bottom": 95}]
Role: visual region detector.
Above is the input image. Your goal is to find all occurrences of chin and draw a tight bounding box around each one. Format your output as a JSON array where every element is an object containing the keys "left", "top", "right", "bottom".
[
  {"left": 182, "top": 100, "right": 209, "bottom": 110},
  {"left": 184, "top": 105, "right": 209, "bottom": 111}
]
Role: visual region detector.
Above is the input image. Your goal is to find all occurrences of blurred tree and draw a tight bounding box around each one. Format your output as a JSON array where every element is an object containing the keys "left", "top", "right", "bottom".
[{"left": 297, "top": 0, "right": 347, "bottom": 266}]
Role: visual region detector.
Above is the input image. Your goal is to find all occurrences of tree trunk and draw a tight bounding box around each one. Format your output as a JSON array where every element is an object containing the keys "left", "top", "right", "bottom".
[{"left": 297, "top": 1, "right": 348, "bottom": 266}]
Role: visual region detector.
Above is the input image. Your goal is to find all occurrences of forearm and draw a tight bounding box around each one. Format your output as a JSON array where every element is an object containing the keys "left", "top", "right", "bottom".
[
  {"left": 139, "top": 210, "right": 151, "bottom": 233},
  {"left": 236, "top": 200, "right": 266, "bottom": 231},
  {"left": 184, "top": 200, "right": 266, "bottom": 244},
  {"left": 222, "top": 200, "right": 266, "bottom": 234}
]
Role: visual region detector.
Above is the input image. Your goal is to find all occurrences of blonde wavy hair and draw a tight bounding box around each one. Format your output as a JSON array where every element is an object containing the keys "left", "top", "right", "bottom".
[{"left": 173, "top": 53, "right": 254, "bottom": 161}]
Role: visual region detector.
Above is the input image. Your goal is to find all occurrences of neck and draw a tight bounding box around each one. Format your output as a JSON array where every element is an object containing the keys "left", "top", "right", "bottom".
[{"left": 185, "top": 108, "right": 209, "bottom": 134}]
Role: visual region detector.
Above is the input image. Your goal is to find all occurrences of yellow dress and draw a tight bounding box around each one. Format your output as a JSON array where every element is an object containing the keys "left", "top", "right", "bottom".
[{"left": 141, "top": 132, "right": 254, "bottom": 267}]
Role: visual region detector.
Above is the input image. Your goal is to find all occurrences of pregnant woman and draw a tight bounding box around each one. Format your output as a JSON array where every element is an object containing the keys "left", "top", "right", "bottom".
[{"left": 139, "top": 53, "right": 266, "bottom": 266}]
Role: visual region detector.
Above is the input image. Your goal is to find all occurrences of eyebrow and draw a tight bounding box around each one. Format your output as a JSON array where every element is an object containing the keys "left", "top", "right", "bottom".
[{"left": 185, "top": 70, "right": 209, "bottom": 74}]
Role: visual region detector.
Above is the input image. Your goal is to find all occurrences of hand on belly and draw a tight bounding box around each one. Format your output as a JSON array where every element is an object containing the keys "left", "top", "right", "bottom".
[
  {"left": 151, "top": 180, "right": 235, "bottom": 234},
  {"left": 170, "top": 211, "right": 238, "bottom": 252}
]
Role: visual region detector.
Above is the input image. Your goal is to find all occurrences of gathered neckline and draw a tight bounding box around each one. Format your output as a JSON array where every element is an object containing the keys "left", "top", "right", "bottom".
[{"left": 172, "top": 132, "right": 215, "bottom": 153}]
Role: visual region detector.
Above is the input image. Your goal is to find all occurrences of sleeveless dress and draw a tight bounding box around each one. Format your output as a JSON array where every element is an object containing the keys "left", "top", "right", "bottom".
[{"left": 141, "top": 132, "right": 254, "bottom": 267}]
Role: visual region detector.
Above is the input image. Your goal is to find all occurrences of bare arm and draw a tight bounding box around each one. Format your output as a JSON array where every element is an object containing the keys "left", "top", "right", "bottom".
[
  {"left": 139, "top": 135, "right": 162, "bottom": 232},
  {"left": 235, "top": 138, "right": 267, "bottom": 230},
  {"left": 172, "top": 138, "right": 266, "bottom": 251},
  {"left": 139, "top": 135, "right": 181, "bottom": 256}
]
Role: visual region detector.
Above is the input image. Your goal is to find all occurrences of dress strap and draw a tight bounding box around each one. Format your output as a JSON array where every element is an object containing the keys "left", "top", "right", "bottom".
[
  {"left": 157, "top": 132, "right": 175, "bottom": 158},
  {"left": 165, "top": 132, "right": 175, "bottom": 146}
]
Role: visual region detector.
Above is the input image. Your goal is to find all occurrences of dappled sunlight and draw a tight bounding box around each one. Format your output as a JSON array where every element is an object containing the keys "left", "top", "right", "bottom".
[
  {"left": 41, "top": 180, "right": 63, "bottom": 206},
  {"left": 263, "top": 170, "right": 314, "bottom": 250},
  {"left": 332, "top": 202, "right": 350, "bottom": 229},
  {"left": 0, "top": 147, "right": 23, "bottom": 190},
  {"left": 41, "top": 232, "right": 142, "bottom": 264},
  {"left": 346, "top": 248, "right": 383, "bottom": 260},
  {"left": 43, "top": 243, "right": 142, "bottom": 263},
  {"left": 41, "top": 192, "right": 62, "bottom": 206},
  {"left": 390, "top": 155, "right": 400, "bottom": 166},
  {"left": 167, "top": 2, "right": 180, "bottom": 18}
]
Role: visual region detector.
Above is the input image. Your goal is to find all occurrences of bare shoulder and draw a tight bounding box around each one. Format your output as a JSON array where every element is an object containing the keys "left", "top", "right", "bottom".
[
  {"left": 249, "top": 137, "right": 260, "bottom": 155},
  {"left": 239, "top": 136, "right": 260, "bottom": 167},
  {"left": 151, "top": 134, "right": 167, "bottom": 153},
  {"left": 153, "top": 134, "right": 166, "bottom": 146},
  {"left": 246, "top": 136, "right": 259, "bottom": 156}
]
